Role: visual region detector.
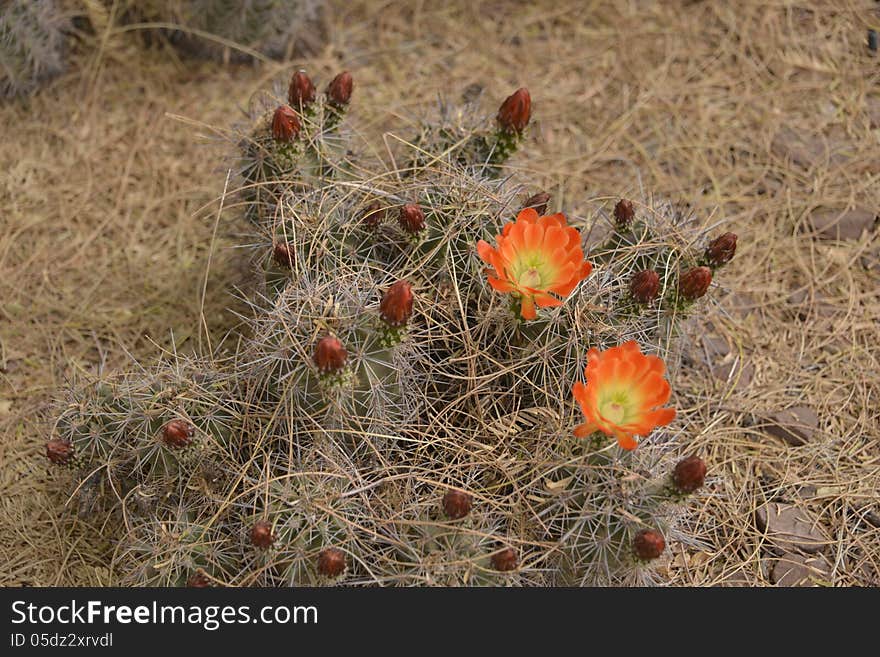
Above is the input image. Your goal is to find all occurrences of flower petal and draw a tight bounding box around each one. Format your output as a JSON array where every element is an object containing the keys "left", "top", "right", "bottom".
[
  {"left": 487, "top": 276, "right": 516, "bottom": 293},
  {"left": 519, "top": 295, "right": 537, "bottom": 320}
]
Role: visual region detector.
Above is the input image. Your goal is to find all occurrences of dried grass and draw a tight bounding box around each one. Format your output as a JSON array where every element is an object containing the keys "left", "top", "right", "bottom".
[{"left": 1, "top": 0, "right": 878, "bottom": 586}]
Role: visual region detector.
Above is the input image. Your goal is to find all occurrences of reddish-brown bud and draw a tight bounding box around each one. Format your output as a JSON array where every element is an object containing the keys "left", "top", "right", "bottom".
[
  {"left": 705, "top": 232, "right": 737, "bottom": 268},
  {"left": 161, "top": 419, "right": 195, "bottom": 448},
  {"left": 186, "top": 569, "right": 211, "bottom": 587},
  {"left": 633, "top": 529, "right": 665, "bottom": 561},
  {"left": 398, "top": 203, "right": 426, "bottom": 234},
  {"left": 271, "top": 105, "right": 301, "bottom": 142},
  {"left": 313, "top": 336, "right": 348, "bottom": 374},
  {"left": 491, "top": 547, "right": 518, "bottom": 572},
  {"left": 678, "top": 266, "right": 713, "bottom": 301},
  {"left": 46, "top": 438, "right": 74, "bottom": 465},
  {"left": 273, "top": 242, "right": 294, "bottom": 269},
  {"left": 362, "top": 200, "right": 385, "bottom": 229},
  {"left": 630, "top": 269, "right": 660, "bottom": 303},
  {"left": 442, "top": 490, "right": 472, "bottom": 520},
  {"left": 250, "top": 520, "right": 275, "bottom": 549},
  {"left": 614, "top": 198, "right": 635, "bottom": 228},
  {"left": 287, "top": 70, "right": 316, "bottom": 108},
  {"left": 672, "top": 455, "right": 707, "bottom": 494},
  {"left": 379, "top": 280, "right": 414, "bottom": 328},
  {"left": 497, "top": 87, "right": 531, "bottom": 133},
  {"left": 326, "top": 71, "right": 353, "bottom": 106},
  {"left": 522, "top": 191, "right": 551, "bottom": 215},
  {"left": 317, "top": 547, "right": 346, "bottom": 577}
]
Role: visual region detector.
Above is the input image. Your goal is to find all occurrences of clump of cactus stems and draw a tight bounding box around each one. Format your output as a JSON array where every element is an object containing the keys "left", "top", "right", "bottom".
[
  {"left": 595, "top": 197, "right": 737, "bottom": 318},
  {"left": 49, "top": 71, "right": 737, "bottom": 586},
  {"left": 1, "top": 0, "right": 69, "bottom": 99},
  {"left": 237, "top": 68, "right": 353, "bottom": 224},
  {"left": 407, "top": 86, "right": 533, "bottom": 176},
  {"left": 110, "top": 0, "right": 325, "bottom": 62}
]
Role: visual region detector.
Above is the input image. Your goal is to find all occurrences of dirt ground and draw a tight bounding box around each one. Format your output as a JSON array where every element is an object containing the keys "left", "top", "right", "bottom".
[{"left": 1, "top": 0, "right": 878, "bottom": 586}]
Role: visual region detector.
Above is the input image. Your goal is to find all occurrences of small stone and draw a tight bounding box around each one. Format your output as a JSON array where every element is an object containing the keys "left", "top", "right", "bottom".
[
  {"left": 760, "top": 407, "right": 819, "bottom": 446},
  {"left": 755, "top": 502, "right": 829, "bottom": 553},
  {"left": 771, "top": 126, "right": 847, "bottom": 169},
  {"left": 701, "top": 333, "right": 731, "bottom": 361},
  {"left": 868, "top": 97, "right": 880, "bottom": 129},
  {"left": 787, "top": 288, "right": 836, "bottom": 320},
  {"left": 693, "top": 333, "right": 752, "bottom": 391},
  {"left": 859, "top": 247, "right": 880, "bottom": 274},
  {"left": 725, "top": 291, "right": 757, "bottom": 318},
  {"left": 771, "top": 552, "right": 831, "bottom": 587},
  {"left": 714, "top": 359, "right": 754, "bottom": 391},
  {"left": 808, "top": 207, "right": 877, "bottom": 241}
]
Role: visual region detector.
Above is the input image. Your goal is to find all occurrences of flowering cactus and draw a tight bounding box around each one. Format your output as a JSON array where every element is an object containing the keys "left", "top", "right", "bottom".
[
  {"left": 572, "top": 342, "right": 676, "bottom": 451},
  {"left": 50, "top": 71, "right": 732, "bottom": 587},
  {"left": 477, "top": 208, "right": 593, "bottom": 320}
]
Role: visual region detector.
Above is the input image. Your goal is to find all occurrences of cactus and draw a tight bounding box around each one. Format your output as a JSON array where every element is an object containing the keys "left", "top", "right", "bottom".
[
  {"left": 50, "top": 70, "right": 734, "bottom": 586},
  {"left": 1, "top": 0, "right": 69, "bottom": 99},
  {"left": 52, "top": 357, "right": 240, "bottom": 522},
  {"left": 112, "top": 0, "right": 325, "bottom": 61}
]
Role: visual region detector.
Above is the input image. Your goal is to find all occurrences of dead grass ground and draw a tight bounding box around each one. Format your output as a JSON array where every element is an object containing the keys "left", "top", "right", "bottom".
[{"left": 1, "top": 0, "right": 878, "bottom": 586}]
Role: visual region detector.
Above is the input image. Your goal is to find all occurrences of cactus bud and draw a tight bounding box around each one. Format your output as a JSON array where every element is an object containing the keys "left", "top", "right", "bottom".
[
  {"left": 46, "top": 438, "right": 74, "bottom": 465},
  {"left": 633, "top": 529, "right": 665, "bottom": 561},
  {"left": 362, "top": 200, "right": 385, "bottom": 229},
  {"left": 398, "top": 203, "right": 426, "bottom": 234},
  {"left": 379, "top": 280, "right": 414, "bottom": 328},
  {"left": 186, "top": 569, "right": 211, "bottom": 587},
  {"left": 273, "top": 242, "right": 294, "bottom": 269},
  {"left": 522, "top": 191, "right": 551, "bottom": 215},
  {"left": 288, "top": 70, "right": 316, "bottom": 108},
  {"left": 271, "top": 105, "right": 301, "bottom": 142},
  {"left": 317, "top": 547, "right": 346, "bottom": 577},
  {"left": 672, "top": 455, "right": 707, "bottom": 494},
  {"left": 613, "top": 198, "right": 635, "bottom": 229},
  {"left": 442, "top": 490, "right": 472, "bottom": 520},
  {"left": 161, "top": 419, "right": 195, "bottom": 448},
  {"left": 491, "top": 547, "right": 518, "bottom": 572},
  {"left": 250, "top": 520, "right": 274, "bottom": 549},
  {"left": 313, "top": 336, "right": 348, "bottom": 374},
  {"left": 705, "top": 232, "right": 737, "bottom": 268},
  {"left": 678, "top": 266, "right": 712, "bottom": 301},
  {"left": 630, "top": 269, "right": 660, "bottom": 303},
  {"left": 497, "top": 87, "right": 531, "bottom": 134},
  {"left": 326, "top": 71, "right": 353, "bottom": 106}
]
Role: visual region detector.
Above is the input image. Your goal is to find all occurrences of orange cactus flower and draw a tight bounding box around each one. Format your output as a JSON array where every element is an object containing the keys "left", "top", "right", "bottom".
[
  {"left": 477, "top": 208, "right": 592, "bottom": 320},
  {"left": 572, "top": 341, "right": 676, "bottom": 450}
]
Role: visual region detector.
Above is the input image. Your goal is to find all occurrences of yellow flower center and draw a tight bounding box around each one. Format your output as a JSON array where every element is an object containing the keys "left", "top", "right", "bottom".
[
  {"left": 519, "top": 267, "right": 542, "bottom": 288},
  {"left": 604, "top": 401, "right": 626, "bottom": 424},
  {"left": 512, "top": 250, "right": 558, "bottom": 290},
  {"left": 598, "top": 389, "right": 637, "bottom": 425}
]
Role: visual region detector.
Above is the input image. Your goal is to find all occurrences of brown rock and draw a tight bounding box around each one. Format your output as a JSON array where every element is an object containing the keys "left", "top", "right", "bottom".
[
  {"left": 755, "top": 502, "right": 829, "bottom": 553},
  {"left": 725, "top": 291, "right": 757, "bottom": 318},
  {"left": 771, "top": 552, "right": 831, "bottom": 587},
  {"left": 714, "top": 359, "right": 754, "bottom": 391},
  {"left": 860, "top": 247, "right": 880, "bottom": 274},
  {"left": 808, "top": 207, "right": 877, "bottom": 240},
  {"left": 701, "top": 333, "right": 731, "bottom": 361},
  {"left": 771, "top": 126, "right": 848, "bottom": 168},
  {"left": 760, "top": 406, "right": 819, "bottom": 445},
  {"left": 694, "top": 333, "right": 753, "bottom": 391},
  {"left": 867, "top": 96, "right": 880, "bottom": 129},
  {"left": 787, "top": 288, "right": 836, "bottom": 319}
]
